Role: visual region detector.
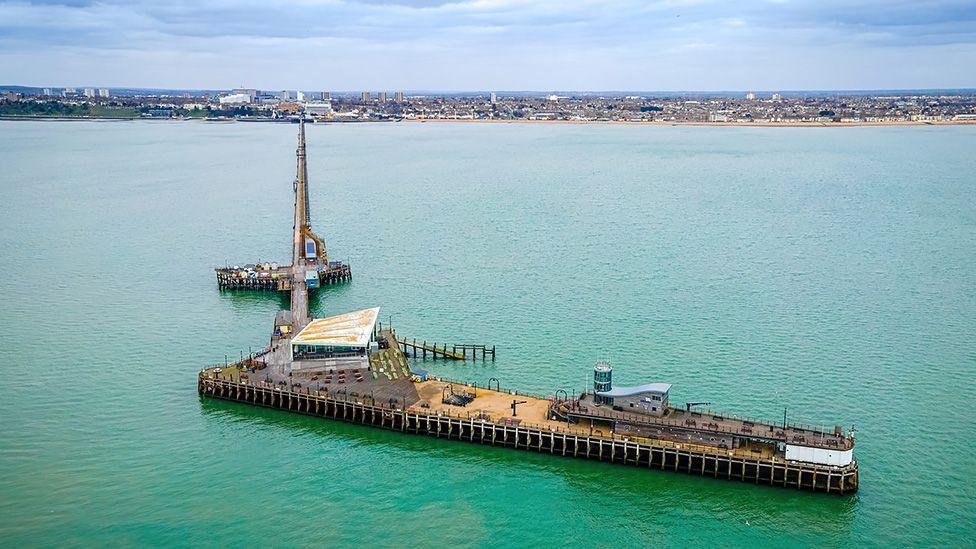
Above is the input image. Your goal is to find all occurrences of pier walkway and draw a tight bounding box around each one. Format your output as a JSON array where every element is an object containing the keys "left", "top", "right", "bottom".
[
  {"left": 214, "top": 117, "right": 350, "bottom": 332},
  {"left": 557, "top": 400, "right": 851, "bottom": 451}
]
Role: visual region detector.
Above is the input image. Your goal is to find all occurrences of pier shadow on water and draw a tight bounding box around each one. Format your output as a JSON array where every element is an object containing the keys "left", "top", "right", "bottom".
[
  {"left": 215, "top": 280, "right": 352, "bottom": 313},
  {"left": 198, "top": 396, "right": 857, "bottom": 542},
  {"left": 216, "top": 287, "right": 290, "bottom": 310}
]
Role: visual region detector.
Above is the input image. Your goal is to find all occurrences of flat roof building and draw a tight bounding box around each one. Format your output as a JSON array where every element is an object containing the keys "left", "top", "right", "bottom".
[
  {"left": 291, "top": 307, "right": 380, "bottom": 363},
  {"left": 304, "top": 101, "right": 333, "bottom": 117},
  {"left": 597, "top": 383, "right": 671, "bottom": 417},
  {"left": 219, "top": 93, "right": 251, "bottom": 105}
]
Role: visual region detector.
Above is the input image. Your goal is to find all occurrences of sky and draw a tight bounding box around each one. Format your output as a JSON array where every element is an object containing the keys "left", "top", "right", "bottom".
[{"left": 0, "top": 0, "right": 974, "bottom": 91}]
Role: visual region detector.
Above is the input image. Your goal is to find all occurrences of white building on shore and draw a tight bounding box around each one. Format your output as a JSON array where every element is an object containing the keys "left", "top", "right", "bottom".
[{"left": 219, "top": 93, "right": 252, "bottom": 105}]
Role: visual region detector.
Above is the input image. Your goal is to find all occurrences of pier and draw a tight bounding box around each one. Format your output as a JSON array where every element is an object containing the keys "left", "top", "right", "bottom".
[
  {"left": 213, "top": 118, "right": 350, "bottom": 331},
  {"left": 199, "top": 118, "right": 857, "bottom": 496},
  {"left": 198, "top": 370, "right": 858, "bottom": 495}
]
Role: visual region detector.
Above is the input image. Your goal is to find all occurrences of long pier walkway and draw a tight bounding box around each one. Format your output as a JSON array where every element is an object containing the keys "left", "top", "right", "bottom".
[
  {"left": 289, "top": 119, "right": 312, "bottom": 330},
  {"left": 214, "top": 118, "right": 349, "bottom": 332}
]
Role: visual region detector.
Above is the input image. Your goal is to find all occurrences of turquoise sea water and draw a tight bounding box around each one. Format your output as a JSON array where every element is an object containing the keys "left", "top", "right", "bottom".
[{"left": 1, "top": 120, "right": 974, "bottom": 546}]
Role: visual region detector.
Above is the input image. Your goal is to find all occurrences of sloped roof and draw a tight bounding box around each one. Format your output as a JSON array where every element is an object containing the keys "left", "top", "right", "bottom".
[{"left": 291, "top": 307, "right": 379, "bottom": 347}]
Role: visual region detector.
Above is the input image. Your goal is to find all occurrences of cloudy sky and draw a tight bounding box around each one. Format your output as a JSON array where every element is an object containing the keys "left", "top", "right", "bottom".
[{"left": 1, "top": 0, "right": 974, "bottom": 90}]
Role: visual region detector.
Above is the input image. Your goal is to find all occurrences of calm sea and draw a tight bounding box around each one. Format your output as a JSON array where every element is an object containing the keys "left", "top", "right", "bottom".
[{"left": 1, "top": 120, "right": 974, "bottom": 546}]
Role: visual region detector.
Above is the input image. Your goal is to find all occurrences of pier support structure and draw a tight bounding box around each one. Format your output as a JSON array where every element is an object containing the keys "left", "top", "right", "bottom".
[{"left": 198, "top": 375, "right": 858, "bottom": 495}]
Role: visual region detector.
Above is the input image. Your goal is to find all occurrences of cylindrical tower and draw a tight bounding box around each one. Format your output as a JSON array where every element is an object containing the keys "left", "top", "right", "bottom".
[{"left": 593, "top": 361, "right": 612, "bottom": 404}]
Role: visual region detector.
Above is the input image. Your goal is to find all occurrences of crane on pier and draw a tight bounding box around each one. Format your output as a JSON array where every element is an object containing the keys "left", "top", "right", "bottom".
[{"left": 511, "top": 399, "right": 528, "bottom": 417}]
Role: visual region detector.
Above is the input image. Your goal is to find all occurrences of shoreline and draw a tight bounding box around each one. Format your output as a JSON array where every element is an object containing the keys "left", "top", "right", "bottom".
[
  {"left": 403, "top": 117, "right": 976, "bottom": 128},
  {"left": 2, "top": 114, "right": 974, "bottom": 127}
]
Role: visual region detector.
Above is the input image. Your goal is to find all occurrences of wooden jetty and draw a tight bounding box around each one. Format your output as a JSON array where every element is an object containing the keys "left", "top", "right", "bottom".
[
  {"left": 372, "top": 321, "right": 495, "bottom": 361},
  {"left": 397, "top": 339, "right": 496, "bottom": 360}
]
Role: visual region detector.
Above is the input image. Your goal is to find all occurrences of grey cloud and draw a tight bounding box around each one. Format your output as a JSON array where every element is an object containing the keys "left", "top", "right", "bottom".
[{"left": 0, "top": 0, "right": 973, "bottom": 88}]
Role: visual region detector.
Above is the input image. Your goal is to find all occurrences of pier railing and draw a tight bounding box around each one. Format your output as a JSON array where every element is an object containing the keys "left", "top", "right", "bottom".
[
  {"left": 198, "top": 373, "right": 860, "bottom": 496},
  {"left": 204, "top": 360, "right": 847, "bottom": 447},
  {"left": 403, "top": 374, "right": 850, "bottom": 447}
]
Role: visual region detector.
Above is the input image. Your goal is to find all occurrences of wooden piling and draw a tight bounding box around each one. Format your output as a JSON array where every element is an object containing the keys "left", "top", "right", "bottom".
[{"left": 198, "top": 375, "right": 857, "bottom": 496}]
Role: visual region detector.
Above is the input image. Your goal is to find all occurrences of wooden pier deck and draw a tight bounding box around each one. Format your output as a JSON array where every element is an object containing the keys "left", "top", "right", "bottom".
[
  {"left": 201, "top": 324, "right": 857, "bottom": 496},
  {"left": 199, "top": 373, "right": 859, "bottom": 495}
]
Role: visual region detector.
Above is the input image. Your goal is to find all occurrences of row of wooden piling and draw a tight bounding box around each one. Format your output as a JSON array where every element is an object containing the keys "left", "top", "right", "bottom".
[
  {"left": 318, "top": 264, "right": 352, "bottom": 284},
  {"left": 198, "top": 375, "right": 858, "bottom": 495},
  {"left": 395, "top": 339, "right": 497, "bottom": 360},
  {"left": 215, "top": 273, "right": 279, "bottom": 290},
  {"left": 215, "top": 264, "right": 352, "bottom": 290}
]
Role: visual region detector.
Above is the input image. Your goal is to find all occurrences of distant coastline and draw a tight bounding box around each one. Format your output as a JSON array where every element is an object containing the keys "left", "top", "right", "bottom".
[
  {"left": 404, "top": 118, "right": 976, "bottom": 128},
  {"left": 3, "top": 114, "right": 975, "bottom": 127}
]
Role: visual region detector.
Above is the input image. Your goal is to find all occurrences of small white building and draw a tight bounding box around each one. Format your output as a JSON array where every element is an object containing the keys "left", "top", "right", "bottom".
[
  {"left": 219, "top": 93, "right": 251, "bottom": 105},
  {"left": 304, "top": 101, "right": 333, "bottom": 117},
  {"left": 596, "top": 383, "right": 672, "bottom": 417}
]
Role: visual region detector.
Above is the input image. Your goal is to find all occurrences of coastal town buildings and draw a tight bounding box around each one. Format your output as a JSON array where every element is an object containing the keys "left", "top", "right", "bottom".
[{"left": 2, "top": 87, "right": 975, "bottom": 124}]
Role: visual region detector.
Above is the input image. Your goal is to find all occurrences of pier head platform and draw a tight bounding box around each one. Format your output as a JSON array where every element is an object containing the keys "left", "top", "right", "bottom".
[
  {"left": 201, "top": 311, "right": 857, "bottom": 495},
  {"left": 200, "top": 326, "right": 858, "bottom": 495}
]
